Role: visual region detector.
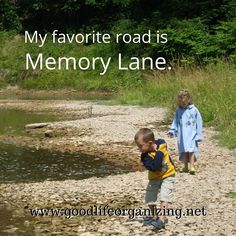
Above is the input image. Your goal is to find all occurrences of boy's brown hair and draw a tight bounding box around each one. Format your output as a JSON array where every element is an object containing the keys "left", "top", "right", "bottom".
[{"left": 134, "top": 128, "right": 155, "bottom": 143}]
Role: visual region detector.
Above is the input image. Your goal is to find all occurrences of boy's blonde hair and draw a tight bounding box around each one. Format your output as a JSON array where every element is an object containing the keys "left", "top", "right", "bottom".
[
  {"left": 134, "top": 128, "right": 155, "bottom": 143},
  {"left": 177, "top": 89, "right": 192, "bottom": 106}
]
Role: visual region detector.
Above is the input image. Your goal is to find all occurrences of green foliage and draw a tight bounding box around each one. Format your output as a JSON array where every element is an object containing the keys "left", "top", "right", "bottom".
[
  {"left": 151, "top": 18, "right": 213, "bottom": 63},
  {"left": 214, "top": 19, "right": 236, "bottom": 59},
  {"left": 117, "top": 62, "right": 236, "bottom": 149},
  {"left": 150, "top": 18, "right": 236, "bottom": 64},
  {"left": 228, "top": 192, "right": 236, "bottom": 199},
  {"left": 0, "top": 31, "right": 140, "bottom": 91},
  {"left": 0, "top": 0, "right": 21, "bottom": 31},
  {"left": 111, "top": 19, "right": 152, "bottom": 57},
  {"left": 1, "top": 1, "right": 236, "bottom": 63}
]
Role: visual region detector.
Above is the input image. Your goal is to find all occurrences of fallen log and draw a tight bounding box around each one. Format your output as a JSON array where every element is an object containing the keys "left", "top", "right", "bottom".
[{"left": 25, "top": 122, "right": 49, "bottom": 129}]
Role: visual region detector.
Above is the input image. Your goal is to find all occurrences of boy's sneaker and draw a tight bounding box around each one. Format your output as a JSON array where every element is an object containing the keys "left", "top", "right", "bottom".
[
  {"left": 189, "top": 167, "right": 196, "bottom": 175},
  {"left": 143, "top": 216, "right": 155, "bottom": 226},
  {"left": 151, "top": 219, "right": 166, "bottom": 230},
  {"left": 180, "top": 167, "right": 189, "bottom": 173}
]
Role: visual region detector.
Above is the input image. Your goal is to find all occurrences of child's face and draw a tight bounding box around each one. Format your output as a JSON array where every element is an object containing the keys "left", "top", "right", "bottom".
[
  {"left": 136, "top": 137, "right": 154, "bottom": 153},
  {"left": 178, "top": 97, "right": 189, "bottom": 108}
]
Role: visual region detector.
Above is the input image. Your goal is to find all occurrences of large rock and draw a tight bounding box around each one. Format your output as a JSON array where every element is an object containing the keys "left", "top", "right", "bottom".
[{"left": 44, "top": 130, "right": 54, "bottom": 138}]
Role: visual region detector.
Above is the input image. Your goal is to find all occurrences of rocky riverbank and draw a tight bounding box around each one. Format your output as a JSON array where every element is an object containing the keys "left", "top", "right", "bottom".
[
  {"left": 0, "top": 98, "right": 235, "bottom": 235},
  {"left": 0, "top": 99, "right": 168, "bottom": 170}
]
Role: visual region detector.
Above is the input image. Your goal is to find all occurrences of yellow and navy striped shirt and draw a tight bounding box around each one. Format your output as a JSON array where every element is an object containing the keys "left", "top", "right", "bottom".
[{"left": 141, "top": 139, "right": 175, "bottom": 180}]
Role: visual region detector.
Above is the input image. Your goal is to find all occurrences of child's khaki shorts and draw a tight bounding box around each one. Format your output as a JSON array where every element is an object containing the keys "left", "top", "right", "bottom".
[{"left": 145, "top": 176, "right": 175, "bottom": 204}]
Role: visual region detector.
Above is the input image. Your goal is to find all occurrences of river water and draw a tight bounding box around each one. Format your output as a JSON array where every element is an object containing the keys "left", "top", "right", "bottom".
[{"left": 0, "top": 107, "right": 130, "bottom": 235}]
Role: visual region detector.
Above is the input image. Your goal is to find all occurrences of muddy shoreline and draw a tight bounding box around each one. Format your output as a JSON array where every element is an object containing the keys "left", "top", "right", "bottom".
[
  {"left": 0, "top": 98, "right": 155, "bottom": 171},
  {"left": 0, "top": 97, "right": 169, "bottom": 171}
]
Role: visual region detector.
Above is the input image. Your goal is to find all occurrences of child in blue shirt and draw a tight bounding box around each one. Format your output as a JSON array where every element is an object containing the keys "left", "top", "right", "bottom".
[{"left": 168, "top": 89, "right": 203, "bottom": 174}]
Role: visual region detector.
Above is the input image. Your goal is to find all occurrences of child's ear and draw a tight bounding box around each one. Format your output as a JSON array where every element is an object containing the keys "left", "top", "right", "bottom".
[{"left": 148, "top": 140, "right": 154, "bottom": 145}]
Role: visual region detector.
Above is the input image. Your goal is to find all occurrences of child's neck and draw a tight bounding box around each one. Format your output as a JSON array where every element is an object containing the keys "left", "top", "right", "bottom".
[{"left": 180, "top": 105, "right": 188, "bottom": 109}]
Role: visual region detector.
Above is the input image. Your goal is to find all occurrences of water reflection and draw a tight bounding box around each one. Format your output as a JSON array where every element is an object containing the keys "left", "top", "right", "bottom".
[
  {"left": 0, "top": 143, "right": 129, "bottom": 183},
  {"left": 0, "top": 109, "right": 59, "bottom": 136}
]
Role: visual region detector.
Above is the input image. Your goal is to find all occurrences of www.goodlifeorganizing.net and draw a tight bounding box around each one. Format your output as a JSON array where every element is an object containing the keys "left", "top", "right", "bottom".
[{"left": 29, "top": 205, "right": 207, "bottom": 220}]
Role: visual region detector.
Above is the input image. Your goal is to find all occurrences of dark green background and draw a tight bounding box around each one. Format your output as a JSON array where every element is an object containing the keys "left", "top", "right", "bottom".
[{"left": 1, "top": 0, "right": 236, "bottom": 63}]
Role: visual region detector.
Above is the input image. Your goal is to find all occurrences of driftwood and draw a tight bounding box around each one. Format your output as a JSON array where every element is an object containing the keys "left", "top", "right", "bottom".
[{"left": 25, "top": 122, "right": 49, "bottom": 129}]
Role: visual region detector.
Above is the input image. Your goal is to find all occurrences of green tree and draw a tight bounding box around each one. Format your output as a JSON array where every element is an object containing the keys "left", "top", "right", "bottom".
[{"left": 0, "top": 0, "right": 21, "bottom": 31}]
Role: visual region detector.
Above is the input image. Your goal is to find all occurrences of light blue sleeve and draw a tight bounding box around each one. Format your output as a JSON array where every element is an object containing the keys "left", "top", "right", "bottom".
[
  {"left": 195, "top": 109, "right": 203, "bottom": 141},
  {"left": 169, "top": 111, "right": 178, "bottom": 136}
]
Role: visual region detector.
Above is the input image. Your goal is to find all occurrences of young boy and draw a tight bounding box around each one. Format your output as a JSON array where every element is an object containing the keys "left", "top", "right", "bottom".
[{"left": 134, "top": 128, "right": 175, "bottom": 229}]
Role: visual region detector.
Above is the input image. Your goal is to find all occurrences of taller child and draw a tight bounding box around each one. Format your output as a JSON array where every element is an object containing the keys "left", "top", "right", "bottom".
[{"left": 168, "top": 90, "right": 203, "bottom": 174}]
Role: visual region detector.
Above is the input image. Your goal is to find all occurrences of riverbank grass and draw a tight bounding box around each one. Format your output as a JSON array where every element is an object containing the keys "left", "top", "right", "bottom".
[{"left": 117, "top": 62, "right": 236, "bottom": 149}]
